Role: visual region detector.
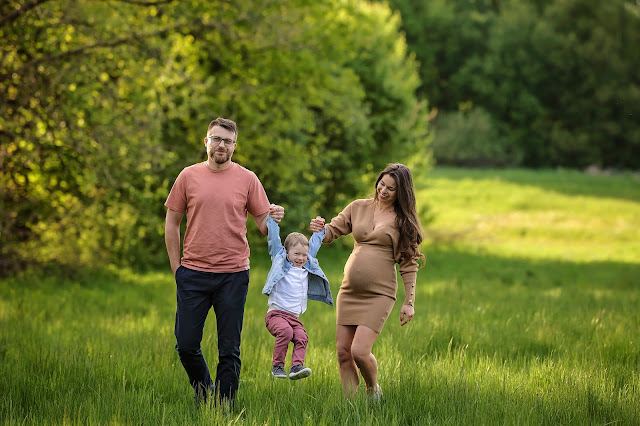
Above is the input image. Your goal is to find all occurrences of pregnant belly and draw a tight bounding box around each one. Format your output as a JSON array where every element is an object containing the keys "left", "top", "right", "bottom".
[{"left": 343, "top": 246, "right": 396, "bottom": 295}]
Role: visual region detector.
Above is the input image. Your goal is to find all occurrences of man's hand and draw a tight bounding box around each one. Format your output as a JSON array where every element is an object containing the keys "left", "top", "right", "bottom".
[
  {"left": 269, "top": 204, "right": 285, "bottom": 223},
  {"left": 400, "top": 304, "right": 414, "bottom": 326},
  {"left": 310, "top": 216, "right": 325, "bottom": 232}
]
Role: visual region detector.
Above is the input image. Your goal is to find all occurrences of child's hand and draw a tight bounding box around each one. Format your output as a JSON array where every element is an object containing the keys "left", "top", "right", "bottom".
[
  {"left": 310, "top": 216, "right": 325, "bottom": 232},
  {"left": 269, "top": 204, "right": 285, "bottom": 223}
]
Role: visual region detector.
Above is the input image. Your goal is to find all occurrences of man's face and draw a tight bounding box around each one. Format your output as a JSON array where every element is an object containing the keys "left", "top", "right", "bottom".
[{"left": 204, "top": 125, "right": 237, "bottom": 164}]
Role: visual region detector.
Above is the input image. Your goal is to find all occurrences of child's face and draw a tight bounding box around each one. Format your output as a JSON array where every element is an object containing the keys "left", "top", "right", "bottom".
[{"left": 287, "top": 243, "right": 309, "bottom": 268}]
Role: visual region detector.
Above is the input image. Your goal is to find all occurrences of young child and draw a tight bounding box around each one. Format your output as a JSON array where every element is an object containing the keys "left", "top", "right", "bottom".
[{"left": 262, "top": 215, "right": 334, "bottom": 380}]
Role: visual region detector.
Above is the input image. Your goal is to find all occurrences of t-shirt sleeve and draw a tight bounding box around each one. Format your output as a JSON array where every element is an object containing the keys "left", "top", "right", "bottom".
[
  {"left": 246, "top": 172, "right": 271, "bottom": 217},
  {"left": 165, "top": 170, "right": 187, "bottom": 213}
]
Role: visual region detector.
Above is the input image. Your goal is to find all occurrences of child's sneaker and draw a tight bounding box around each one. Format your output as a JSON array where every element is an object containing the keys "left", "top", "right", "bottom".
[
  {"left": 271, "top": 365, "right": 287, "bottom": 379},
  {"left": 288, "top": 364, "right": 311, "bottom": 380}
]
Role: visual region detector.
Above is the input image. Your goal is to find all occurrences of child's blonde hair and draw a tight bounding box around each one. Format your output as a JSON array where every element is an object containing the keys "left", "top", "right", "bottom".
[{"left": 284, "top": 232, "right": 309, "bottom": 251}]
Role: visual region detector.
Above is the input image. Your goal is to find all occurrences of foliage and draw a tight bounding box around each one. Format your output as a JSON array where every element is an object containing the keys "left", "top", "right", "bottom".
[
  {"left": 0, "top": 0, "right": 428, "bottom": 275},
  {"left": 384, "top": 0, "right": 492, "bottom": 111},
  {"left": 386, "top": 0, "right": 640, "bottom": 168},
  {"left": 0, "top": 0, "right": 193, "bottom": 273},
  {"left": 464, "top": 0, "right": 640, "bottom": 168},
  {"left": 431, "top": 106, "right": 521, "bottom": 167},
  {"left": 8, "top": 0, "right": 638, "bottom": 276}
]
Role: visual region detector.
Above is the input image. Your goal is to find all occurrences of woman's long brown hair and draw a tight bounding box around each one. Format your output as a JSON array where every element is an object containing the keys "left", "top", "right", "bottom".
[{"left": 374, "top": 163, "right": 425, "bottom": 265}]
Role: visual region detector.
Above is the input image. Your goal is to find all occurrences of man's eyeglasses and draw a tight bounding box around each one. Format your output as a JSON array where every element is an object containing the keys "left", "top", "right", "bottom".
[{"left": 207, "top": 135, "right": 236, "bottom": 147}]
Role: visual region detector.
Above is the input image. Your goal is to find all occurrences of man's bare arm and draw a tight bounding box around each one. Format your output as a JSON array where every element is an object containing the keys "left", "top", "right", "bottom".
[
  {"left": 253, "top": 204, "right": 285, "bottom": 235},
  {"left": 165, "top": 208, "right": 184, "bottom": 274}
]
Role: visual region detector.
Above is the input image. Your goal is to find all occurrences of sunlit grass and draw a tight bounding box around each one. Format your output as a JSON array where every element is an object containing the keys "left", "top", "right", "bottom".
[
  {"left": 1, "top": 167, "right": 639, "bottom": 424},
  {"left": 419, "top": 167, "right": 640, "bottom": 262}
]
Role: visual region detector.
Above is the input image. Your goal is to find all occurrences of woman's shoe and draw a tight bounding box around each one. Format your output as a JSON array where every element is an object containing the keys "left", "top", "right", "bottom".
[{"left": 367, "top": 383, "right": 383, "bottom": 402}]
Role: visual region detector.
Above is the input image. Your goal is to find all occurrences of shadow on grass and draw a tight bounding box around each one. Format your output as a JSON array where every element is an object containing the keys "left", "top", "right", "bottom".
[{"left": 423, "top": 244, "right": 639, "bottom": 289}]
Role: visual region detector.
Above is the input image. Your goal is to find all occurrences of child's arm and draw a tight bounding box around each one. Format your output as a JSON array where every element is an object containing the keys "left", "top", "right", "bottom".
[
  {"left": 308, "top": 217, "right": 326, "bottom": 258},
  {"left": 266, "top": 215, "right": 284, "bottom": 257}
]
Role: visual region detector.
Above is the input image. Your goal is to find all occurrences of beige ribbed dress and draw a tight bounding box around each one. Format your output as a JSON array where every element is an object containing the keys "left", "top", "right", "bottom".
[{"left": 323, "top": 199, "right": 418, "bottom": 333}]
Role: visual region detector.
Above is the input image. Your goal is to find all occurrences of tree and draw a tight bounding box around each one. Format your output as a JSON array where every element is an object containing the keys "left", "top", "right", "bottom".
[
  {"left": 461, "top": 0, "right": 640, "bottom": 167},
  {"left": 386, "top": 0, "right": 640, "bottom": 168},
  {"left": 0, "top": 0, "right": 429, "bottom": 275},
  {"left": 0, "top": 0, "right": 233, "bottom": 273}
]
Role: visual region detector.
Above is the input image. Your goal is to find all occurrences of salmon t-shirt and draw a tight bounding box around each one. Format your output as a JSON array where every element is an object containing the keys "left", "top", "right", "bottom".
[{"left": 165, "top": 162, "right": 271, "bottom": 272}]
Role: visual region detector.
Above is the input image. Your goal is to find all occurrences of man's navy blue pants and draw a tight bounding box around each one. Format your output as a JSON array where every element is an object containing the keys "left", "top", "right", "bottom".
[{"left": 174, "top": 265, "right": 249, "bottom": 403}]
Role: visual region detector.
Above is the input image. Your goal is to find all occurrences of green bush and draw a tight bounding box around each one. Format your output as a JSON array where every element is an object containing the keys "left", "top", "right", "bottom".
[
  {"left": 0, "top": 0, "right": 428, "bottom": 276},
  {"left": 431, "top": 107, "right": 522, "bottom": 167}
]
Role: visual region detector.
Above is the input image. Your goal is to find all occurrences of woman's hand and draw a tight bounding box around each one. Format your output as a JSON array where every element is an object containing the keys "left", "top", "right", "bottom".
[
  {"left": 400, "top": 304, "right": 414, "bottom": 326},
  {"left": 310, "top": 216, "right": 325, "bottom": 232}
]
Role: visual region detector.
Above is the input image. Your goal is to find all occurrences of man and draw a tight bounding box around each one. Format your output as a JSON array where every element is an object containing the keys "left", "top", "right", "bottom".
[{"left": 164, "top": 117, "right": 284, "bottom": 405}]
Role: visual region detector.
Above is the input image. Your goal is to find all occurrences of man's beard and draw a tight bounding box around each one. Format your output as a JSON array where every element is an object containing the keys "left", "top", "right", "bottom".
[{"left": 210, "top": 150, "right": 230, "bottom": 164}]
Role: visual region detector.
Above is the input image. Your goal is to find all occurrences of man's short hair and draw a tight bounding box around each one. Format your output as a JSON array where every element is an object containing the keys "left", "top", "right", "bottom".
[{"left": 208, "top": 117, "right": 238, "bottom": 137}]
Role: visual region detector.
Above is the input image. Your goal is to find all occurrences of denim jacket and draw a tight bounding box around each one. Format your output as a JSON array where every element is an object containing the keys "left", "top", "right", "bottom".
[{"left": 262, "top": 216, "right": 334, "bottom": 307}]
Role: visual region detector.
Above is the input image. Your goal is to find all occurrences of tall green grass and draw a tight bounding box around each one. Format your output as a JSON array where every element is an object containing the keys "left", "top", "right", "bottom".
[{"left": 1, "top": 167, "right": 639, "bottom": 425}]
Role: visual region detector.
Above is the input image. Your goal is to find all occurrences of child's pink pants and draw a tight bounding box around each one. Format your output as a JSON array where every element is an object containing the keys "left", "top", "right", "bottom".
[{"left": 265, "top": 310, "right": 308, "bottom": 367}]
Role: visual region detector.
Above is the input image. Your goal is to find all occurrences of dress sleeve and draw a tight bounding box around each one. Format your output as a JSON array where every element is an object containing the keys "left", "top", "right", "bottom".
[
  {"left": 398, "top": 257, "right": 418, "bottom": 307},
  {"left": 322, "top": 201, "right": 354, "bottom": 243}
]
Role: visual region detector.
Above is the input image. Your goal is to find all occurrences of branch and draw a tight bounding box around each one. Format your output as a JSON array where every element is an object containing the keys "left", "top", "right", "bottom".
[
  {"left": 0, "top": 23, "right": 192, "bottom": 82},
  {"left": 100, "top": 0, "right": 177, "bottom": 5},
  {"left": 0, "top": 38, "right": 130, "bottom": 82},
  {"left": 625, "top": 1, "right": 640, "bottom": 19},
  {"left": 0, "top": 0, "right": 52, "bottom": 28}
]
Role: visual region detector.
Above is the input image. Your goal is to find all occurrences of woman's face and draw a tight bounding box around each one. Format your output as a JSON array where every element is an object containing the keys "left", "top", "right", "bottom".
[{"left": 376, "top": 174, "right": 397, "bottom": 205}]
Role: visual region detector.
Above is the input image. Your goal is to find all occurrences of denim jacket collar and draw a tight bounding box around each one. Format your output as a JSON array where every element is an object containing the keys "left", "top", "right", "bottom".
[{"left": 262, "top": 216, "right": 334, "bottom": 307}]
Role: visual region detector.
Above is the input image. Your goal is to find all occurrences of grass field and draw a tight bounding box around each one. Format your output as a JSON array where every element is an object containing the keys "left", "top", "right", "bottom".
[{"left": 1, "top": 167, "right": 639, "bottom": 425}]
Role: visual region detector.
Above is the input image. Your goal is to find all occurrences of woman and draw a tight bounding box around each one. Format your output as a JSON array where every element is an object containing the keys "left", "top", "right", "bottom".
[{"left": 310, "top": 163, "right": 425, "bottom": 400}]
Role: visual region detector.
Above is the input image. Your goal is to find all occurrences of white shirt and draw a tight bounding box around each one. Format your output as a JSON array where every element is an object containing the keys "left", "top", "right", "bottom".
[{"left": 267, "top": 265, "right": 308, "bottom": 317}]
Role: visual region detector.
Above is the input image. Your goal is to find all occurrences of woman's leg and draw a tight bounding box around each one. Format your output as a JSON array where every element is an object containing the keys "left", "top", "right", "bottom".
[
  {"left": 351, "top": 325, "right": 380, "bottom": 393},
  {"left": 336, "top": 325, "right": 358, "bottom": 396}
]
